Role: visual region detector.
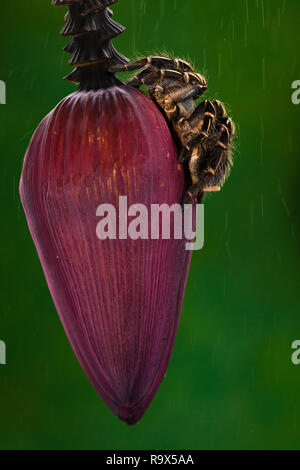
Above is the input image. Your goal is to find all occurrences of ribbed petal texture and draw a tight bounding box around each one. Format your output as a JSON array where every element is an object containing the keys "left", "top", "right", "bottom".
[{"left": 20, "top": 86, "right": 192, "bottom": 424}]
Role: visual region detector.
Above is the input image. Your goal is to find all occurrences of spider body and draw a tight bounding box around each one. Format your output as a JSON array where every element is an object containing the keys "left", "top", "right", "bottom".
[{"left": 110, "top": 56, "right": 235, "bottom": 203}]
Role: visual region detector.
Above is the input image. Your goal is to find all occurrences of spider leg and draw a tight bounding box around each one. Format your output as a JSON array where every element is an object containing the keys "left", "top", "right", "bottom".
[
  {"left": 179, "top": 146, "right": 191, "bottom": 163},
  {"left": 183, "top": 149, "right": 223, "bottom": 205},
  {"left": 180, "top": 101, "right": 235, "bottom": 203},
  {"left": 183, "top": 182, "right": 221, "bottom": 205},
  {"left": 148, "top": 56, "right": 195, "bottom": 72},
  {"left": 125, "top": 68, "right": 178, "bottom": 88},
  {"left": 177, "top": 100, "right": 229, "bottom": 162},
  {"left": 165, "top": 84, "right": 207, "bottom": 104},
  {"left": 203, "top": 116, "right": 235, "bottom": 187},
  {"left": 188, "top": 100, "right": 216, "bottom": 127},
  {"left": 126, "top": 71, "right": 154, "bottom": 87},
  {"left": 178, "top": 132, "right": 206, "bottom": 162},
  {"left": 109, "top": 57, "right": 150, "bottom": 73},
  {"left": 208, "top": 116, "right": 235, "bottom": 172},
  {"left": 110, "top": 56, "right": 195, "bottom": 74},
  {"left": 176, "top": 101, "right": 216, "bottom": 162},
  {"left": 128, "top": 68, "right": 206, "bottom": 90},
  {"left": 152, "top": 84, "right": 205, "bottom": 122},
  {"left": 186, "top": 116, "right": 235, "bottom": 200}
]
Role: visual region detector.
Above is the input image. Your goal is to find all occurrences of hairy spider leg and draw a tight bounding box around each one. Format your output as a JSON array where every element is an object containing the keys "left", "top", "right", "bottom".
[
  {"left": 155, "top": 84, "right": 207, "bottom": 121},
  {"left": 109, "top": 57, "right": 150, "bottom": 72},
  {"left": 169, "top": 84, "right": 207, "bottom": 104},
  {"left": 177, "top": 100, "right": 216, "bottom": 162},
  {"left": 109, "top": 56, "right": 195, "bottom": 74},
  {"left": 147, "top": 56, "right": 195, "bottom": 72},
  {"left": 183, "top": 116, "right": 235, "bottom": 204},
  {"left": 204, "top": 117, "right": 235, "bottom": 185}
]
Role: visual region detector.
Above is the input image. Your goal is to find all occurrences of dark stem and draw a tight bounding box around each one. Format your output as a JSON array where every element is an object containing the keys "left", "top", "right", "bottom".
[{"left": 52, "top": 0, "right": 128, "bottom": 90}]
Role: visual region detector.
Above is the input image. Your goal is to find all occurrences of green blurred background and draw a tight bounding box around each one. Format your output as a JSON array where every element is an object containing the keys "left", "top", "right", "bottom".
[{"left": 0, "top": 0, "right": 300, "bottom": 450}]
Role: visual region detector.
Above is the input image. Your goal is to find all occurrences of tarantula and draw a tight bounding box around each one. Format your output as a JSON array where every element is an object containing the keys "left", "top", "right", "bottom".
[{"left": 110, "top": 56, "right": 235, "bottom": 204}]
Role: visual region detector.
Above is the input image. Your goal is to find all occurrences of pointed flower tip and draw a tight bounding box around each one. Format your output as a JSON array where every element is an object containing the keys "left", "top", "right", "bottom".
[{"left": 119, "top": 408, "right": 142, "bottom": 427}]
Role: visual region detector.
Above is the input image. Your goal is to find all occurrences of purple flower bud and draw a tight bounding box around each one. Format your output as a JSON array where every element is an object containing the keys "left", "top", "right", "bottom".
[{"left": 20, "top": 86, "right": 192, "bottom": 424}]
